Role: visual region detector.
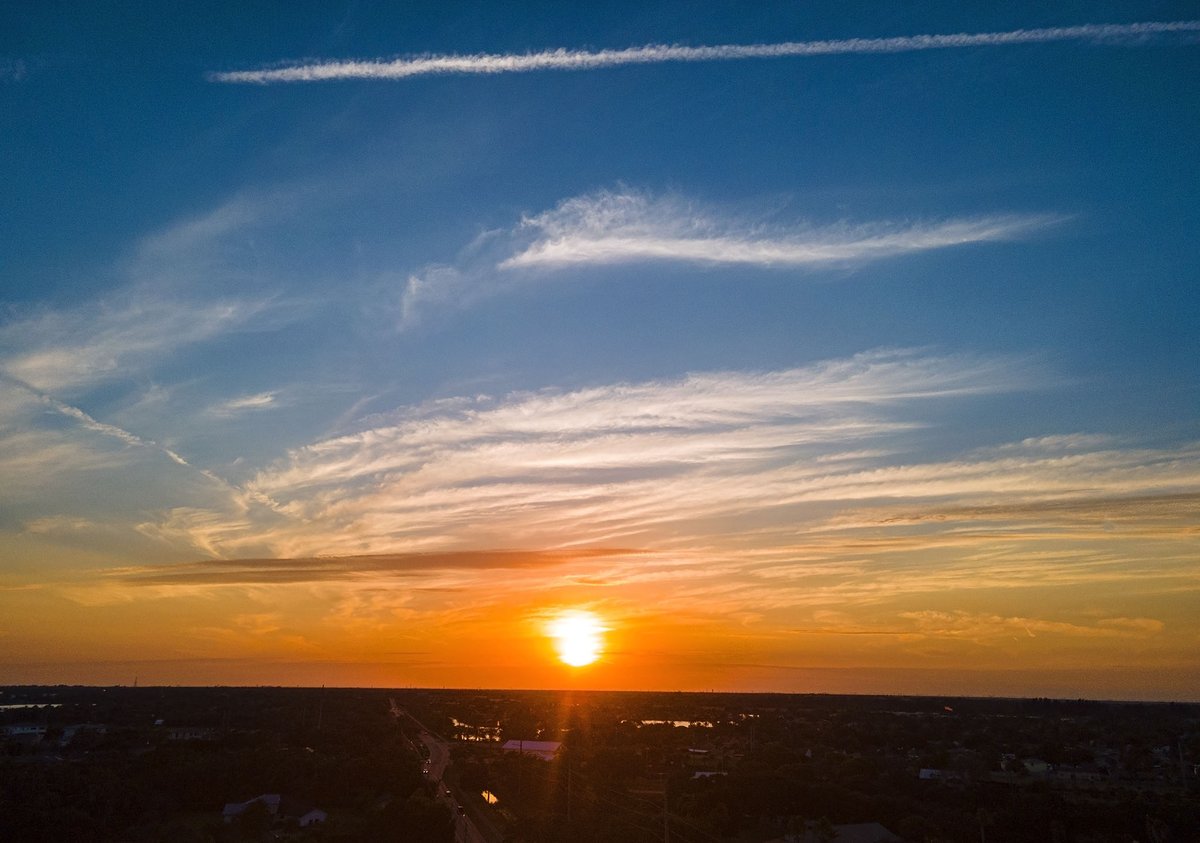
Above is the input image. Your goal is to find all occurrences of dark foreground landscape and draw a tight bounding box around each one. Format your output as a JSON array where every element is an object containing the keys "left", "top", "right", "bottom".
[{"left": 1, "top": 685, "right": 1197, "bottom": 842}]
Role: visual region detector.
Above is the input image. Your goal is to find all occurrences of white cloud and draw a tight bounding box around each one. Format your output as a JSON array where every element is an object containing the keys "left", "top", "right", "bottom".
[
  {"left": 111, "top": 347, "right": 1185, "bottom": 571},
  {"left": 209, "top": 21, "right": 1200, "bottom": 83},
  {"left": 0, "top": 378, "right": 210, "bottom": 507},
  {"left": 989, "top": 433, "right": 1115, "bottom": 453},
  {"left": 500, "top": 190, "right": 1052, "bottom": 270},
  {"left": 253, "top": 349, "right": 1023, "bottom": 490},
  {"left": 0, "top": 193, "right": 302, "bottom": 397},
  {"left": 43, "top": 346, "right": 1191, "bottom": 619},
  {"left": 400, "top": 189, "right": 1056, "bottom": 327},
  {"left": 158, "top": 349, "right": 1036, "bottom": 556},
  {"left": 209, "top": 392, "right": 280, "bottom": 418},
  {"left": 0, "top": 296, "right": 258, "bottom": 395}
]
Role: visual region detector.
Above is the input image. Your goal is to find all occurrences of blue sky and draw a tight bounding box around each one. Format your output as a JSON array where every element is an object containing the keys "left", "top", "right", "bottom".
[{"left": 1, "top": 2, "right": 1198, "bottom": 696}]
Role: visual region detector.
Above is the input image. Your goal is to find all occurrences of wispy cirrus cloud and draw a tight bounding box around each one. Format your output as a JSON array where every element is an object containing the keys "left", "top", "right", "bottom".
[
  {"left": 209, "top": 21, "right": 1200, "bottom": 84},
  {"left": 137, "top": 348, "right": 1037, "bottom": 558},
  {"left": 0, "top": 376, "right": 194, "bottom": 506},
  {"left": 897, "top": 610, "right": 1165, "bottom": 641},
  {"left": 401, "top": 189, "right": 1057, "bottom": 327},
  {"left": 31, "top": 347, "right": 1199, "bottom": 675},
  {"left": 0, "top": 193, "right": 316, "bottom": 527},
  {"left": 208, "top": 391, "right": 281, "bottom": 418},
  {"left": 249, "top": 349, "right": 1025, "bottom": 493},
  {"left": 786, "top": 612, "right": 1166, "bottom": 642},
  {"left": 109, "top": 347, "right": 1197, "bottom": 609},
  {"left": 0, "top": 193, "right": 299, "bottom": 397},
  {"left": 0, "top": 297, "right": 260, "bottom": 395},
  {"left": 500, "top": 190, "right": 1053, "bottom": 270},
  {"left": 13, "top": 340, "right": 1198, "bottom": 614}
]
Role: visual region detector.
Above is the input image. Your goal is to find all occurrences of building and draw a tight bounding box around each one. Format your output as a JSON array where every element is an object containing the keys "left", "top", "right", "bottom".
[
  {"left": 501, "top": 739, "right": 562, "bottom": 761},
  {"left": 775, "top": 822, "right": 901, "bottom": 843},
  {"left": 222, "top": 794, "right": 327, "bottom": 828},
  {"left": 826, "top": 823, "right": 902, "bottom": 843},
  {"left": 167, "top": 726, "right": 218, "bottom": 741},
  {"left": 1, "top": 724, "right": 46, "bottom": 739}
]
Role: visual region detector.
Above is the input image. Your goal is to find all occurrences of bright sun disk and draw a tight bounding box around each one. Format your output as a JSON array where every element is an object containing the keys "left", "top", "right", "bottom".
[{"left": 547, "top": 610, "right": 606, "bottom": 667}]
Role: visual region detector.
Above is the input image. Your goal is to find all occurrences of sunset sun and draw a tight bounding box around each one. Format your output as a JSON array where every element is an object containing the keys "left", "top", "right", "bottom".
[{"left": 547, "top": 610, "right": 607, "bottom": 667}]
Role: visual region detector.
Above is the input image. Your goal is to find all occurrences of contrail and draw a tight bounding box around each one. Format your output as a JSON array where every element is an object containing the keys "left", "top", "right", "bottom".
[
  {"left": 210, "top": 21, "right": 1200, "bottom": 84},
  {"left": 0, "top": 372, "right": 241, "bottom": 491}
]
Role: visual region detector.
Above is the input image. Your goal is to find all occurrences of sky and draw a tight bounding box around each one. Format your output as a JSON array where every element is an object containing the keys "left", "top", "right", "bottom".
[{"left": 1, "top": 2, "right": 1198, "bottom": 700}]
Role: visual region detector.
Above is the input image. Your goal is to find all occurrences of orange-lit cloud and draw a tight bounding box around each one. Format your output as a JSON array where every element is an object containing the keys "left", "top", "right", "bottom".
[{"left": 2, "top": 347, "right": 1197, "bottom": 698}]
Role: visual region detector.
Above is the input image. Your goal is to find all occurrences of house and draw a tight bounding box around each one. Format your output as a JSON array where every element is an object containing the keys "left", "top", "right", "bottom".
[
  {"left": 294, "top": 806, "right": 329, "bottom": 828},
  {"left": 59, "top": 724, "right": 107, "bottom": 746},
  {"left": 2, "top": 724, "right": 47, "bottom": 738},
  {"left": 501, "top": 739, "right": 562, "bottom": 761},
  {"left": 2, "top": 723, "right": 48, "bottom": 745},
  {"left": 918, "top": 768, "right": 962, "bottom": 782},
  {"left": 827, "top": 823, "right": 902, "bottom": 843},
  {"left": 1022, "top": 758, "right": 1051, "bottom": 776},
  {"left": 1053, "top": 764, "right": 1106, "bottom": 786},
  {"left": 776, "top": 822, "right": 902, "bottom": 843},
  {"left": 224, "top": 794, "right": 281, "bottom": 823},
  {"left": 223, "top": 794, "right": 327, "bottom": 827},
  {"left": 168, "top": 726, "right": 218, "bottom": 741}
]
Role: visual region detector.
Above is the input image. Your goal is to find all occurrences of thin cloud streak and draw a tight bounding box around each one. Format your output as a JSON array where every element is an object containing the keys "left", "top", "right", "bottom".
[
  {"left": 210, "top": 21, "right": 1200, "bottom": 83},
  {"left": 249, "top": 349, "right": 1026, "bottom": 497},
  {"left": 61, "top": 349, "right": 995, "bottom": 557},
  {"left": 157, "top": 349, "right": 1053, "bottom": 557},
  {"left": 209, "top": 391, "right": 279, "bottom": 418},
  {"left": 0, "top": 189, "right": 322, "bottom": 397},
  {"left": 22, "top": 344, "right": 1195, "bottom": 618},
  {"left": 401, "top": 189, "right": 1055, "bottom": 327},
  {"left": 502, "top": 191, "right": 1052, "bottom": 269},
  {"left": 115, "top": 548, "right": 636, "bottom": 587},
  {"left": 0, "top": 376, "right": 198, "bottom": 502},
  {"left": 230, "top": 378, "right": 1198, "bottom": 564},
  {"left": 0, "top": 297, "right": 260, "bottom": 394}
]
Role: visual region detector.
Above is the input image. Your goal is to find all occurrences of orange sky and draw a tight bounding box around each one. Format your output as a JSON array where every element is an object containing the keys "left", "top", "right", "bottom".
[
  {"left": 4, "top": 514, "right": 1197, "bottom": 700},
  {"left": 3, "top": 10, "right": 1200, "bottom": 701}
]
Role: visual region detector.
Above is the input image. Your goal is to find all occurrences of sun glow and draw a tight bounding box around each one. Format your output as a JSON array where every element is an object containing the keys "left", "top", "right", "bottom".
[{"left": 547, "top": 610, "right": 606, "bottom": 667}]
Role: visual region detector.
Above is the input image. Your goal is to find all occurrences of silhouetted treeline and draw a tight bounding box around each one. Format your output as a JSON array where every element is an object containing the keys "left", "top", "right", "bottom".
[
  {"left": 0, "top": 686, "right": 452, "bottom": 842},
  {"left": 3, "top": 686, "right": 1198, "bottom": 841},
  {"left": 403, "top": 688, "right": 1200, "bottom": 843}
]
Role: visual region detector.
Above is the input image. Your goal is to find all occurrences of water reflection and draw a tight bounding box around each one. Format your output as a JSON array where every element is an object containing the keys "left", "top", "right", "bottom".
[{"left": 451, "top": 717, "right": 502, "bottom": 742}]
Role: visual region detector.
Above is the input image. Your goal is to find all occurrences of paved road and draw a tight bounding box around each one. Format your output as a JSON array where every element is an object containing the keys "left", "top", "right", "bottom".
[{"left": 391, "top": 700, "right": 496, "bottom": 843}]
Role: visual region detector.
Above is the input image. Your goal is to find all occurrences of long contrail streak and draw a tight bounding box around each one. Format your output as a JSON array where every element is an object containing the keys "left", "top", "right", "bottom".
[{"left": 209, "top": 21, "right": 1200, "bottom": 84}]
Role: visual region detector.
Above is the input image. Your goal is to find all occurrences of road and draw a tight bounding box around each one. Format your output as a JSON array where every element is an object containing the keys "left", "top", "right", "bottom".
[{"left": 391, "top": 699, "right": 497, "bottom": 843}]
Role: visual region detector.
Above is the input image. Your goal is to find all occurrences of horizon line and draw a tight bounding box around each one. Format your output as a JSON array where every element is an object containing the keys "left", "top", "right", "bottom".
[{"left": 3, "top": 680, "right": 1195, "bottom": 706}]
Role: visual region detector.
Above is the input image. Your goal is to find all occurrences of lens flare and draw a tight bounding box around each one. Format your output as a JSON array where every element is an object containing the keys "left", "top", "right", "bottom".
[{"left": 547, "top": 609, "right": 606, "bottom": 667}]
